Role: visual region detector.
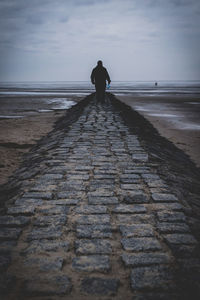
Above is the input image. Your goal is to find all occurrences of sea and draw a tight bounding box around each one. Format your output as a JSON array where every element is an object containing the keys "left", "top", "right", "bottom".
[{"left": 0, "top": 81, "right": 199, "bottom": 119}]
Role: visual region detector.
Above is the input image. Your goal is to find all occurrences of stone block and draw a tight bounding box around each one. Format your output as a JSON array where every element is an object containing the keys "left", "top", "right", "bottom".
[
  {"left": 24, "top": 257, "right": 64, "bottom": 271},
  {"left": 36, "top": 205, "right": 69, "bottom": 215},
  {"left": 81, "top": 277, "right": 119, "bottom": 295},
  {"left": 131, "top": 266, "right": 174, "bottom": 290},
  {"left": 120, "top": 224, "right": 154, "bottom": 237},
  {"left": 75, "top": 239, "right": 112, "bottom": 254},
  {"left": 22, "top": 240, "right": 69, "bottom": 254},
  {"left": 76, "top": 224, "right": 112, "bottom": 238},
  {"left": 157, "top": 223, "right": 190, "bottom": 234},
  {"left": 75, "top": 205, "right": 107, "bottom": 214},
  {"left": 7, "top": 206, "right": 35, "bottom": 216},
  {"left": 117, "top": 214, "right": 153, "bottom": 224},
  {"left": 156, "top": 211, "right": 186, "bottom": 223},
  {"left": 33, "top": 215, "right": 67, "bottom": 227},
  {"left": 72, "top": 255, "right": 110, "bottom": 272},
  {"left": 112, "top": 204, "right": 146, "bottom": 214},
  {"left": 24, "top": 275, "right": 71, "bottom": 295},
  {"left": 26, "top": 226, "right": 62, "bottom": 241},
  {"left": 77, "top": 214, "right": 110, "bottom": 225},
  {"left": 0, "top": 216, "right": 30, "bottom": 227},
  {"left": 121, "top": 237, "right": 162, "bottom": 251},
  {"left": 122, "top": 252, "right": 171, "bottom": 267},
  {"left": 163, "top": 234, "right": 198, "bottom": 245},
  {"left": 0, "top": 228, "right": 22, "bottom": 240},
  {"left": 132, "top": 153, "right": 148, "bottom": 162},
  {"left": 88, "top": 196, "right": 118, "bottom": 205},
  {"left": 152, "top": 193, "right": 178, "bottom": 202},
  {"left": 123, "top": 193, "right": 149, "bottom": 204}
]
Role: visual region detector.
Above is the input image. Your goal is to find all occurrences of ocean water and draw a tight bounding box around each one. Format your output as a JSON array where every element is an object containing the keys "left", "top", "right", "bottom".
[{"left": 0, "top": 80, "right": 200, "bottom": 97}]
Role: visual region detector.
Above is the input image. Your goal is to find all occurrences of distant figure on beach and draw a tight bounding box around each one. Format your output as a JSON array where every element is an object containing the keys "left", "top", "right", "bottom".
[
  {"left": 155, "top": 82, "right": 158, "bottom": 86},
  {"left": 91, "top": 60, "right": 111, "bottom": 103}
]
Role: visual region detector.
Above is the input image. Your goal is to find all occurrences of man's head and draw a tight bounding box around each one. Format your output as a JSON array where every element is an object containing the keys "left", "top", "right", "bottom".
[{"left": 97, "top": 60, "right": 103, "bottom": 67}]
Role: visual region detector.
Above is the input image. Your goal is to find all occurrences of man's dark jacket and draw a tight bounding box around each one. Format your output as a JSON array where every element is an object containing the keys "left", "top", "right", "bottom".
[{"left": 91, "top": 66, "right": 111, "bottom": 86}]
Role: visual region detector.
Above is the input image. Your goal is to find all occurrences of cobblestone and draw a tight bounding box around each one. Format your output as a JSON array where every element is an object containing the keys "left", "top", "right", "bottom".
[
  {"left": 81, "top": 277, "right": 119, "bottom": 295},
  {"left": 1, "top": 96, "right": 199, "bottom": 299},
  {"left": 122, "top": 252, "right": 171, "bottom": 267},
  {"left": 121, "top": 237, "right": 162, "bottom": 251},
  {"left": 72, "top": 255, "right": 110, "bottom": 272}
]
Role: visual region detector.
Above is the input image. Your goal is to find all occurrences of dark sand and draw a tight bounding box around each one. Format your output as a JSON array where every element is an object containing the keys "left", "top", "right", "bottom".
[
  {"left": 118, "top": 95, "right": 200, "bottom": 167},
  {"left": 0, "top": 96, "right": 81, "bottom": 185}
]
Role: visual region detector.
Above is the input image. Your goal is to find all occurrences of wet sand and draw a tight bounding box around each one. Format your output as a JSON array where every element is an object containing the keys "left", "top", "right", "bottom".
[
  {"left": 118, "top": 95, "right": 200, "bottom": 167},
  {"left": 0, "top": 96, "right": 81, "bottom": 185},
  {"left": 0, "top": 111, "right": 66, "bottom": 185}
]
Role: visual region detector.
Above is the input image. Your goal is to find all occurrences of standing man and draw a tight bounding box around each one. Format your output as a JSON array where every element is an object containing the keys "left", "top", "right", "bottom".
[{"left": 91, "top": 60, "right": 111, "bottom": 103}]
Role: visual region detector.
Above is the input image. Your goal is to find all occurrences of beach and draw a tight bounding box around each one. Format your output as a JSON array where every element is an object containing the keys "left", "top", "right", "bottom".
[
  {"left": 0, "top": 81, "right": 200, "bottom": 185},
  {"left": 0, "top": 94, "right": 82, "bottom": 185}
]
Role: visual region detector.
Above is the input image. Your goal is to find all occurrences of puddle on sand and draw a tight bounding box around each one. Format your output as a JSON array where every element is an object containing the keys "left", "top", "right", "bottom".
[
  {"left": 147, "top": 113, "right": 180, "bottom": 118},
  {"left": 0, "top": 115, "right": 24, "bottom": 119}
]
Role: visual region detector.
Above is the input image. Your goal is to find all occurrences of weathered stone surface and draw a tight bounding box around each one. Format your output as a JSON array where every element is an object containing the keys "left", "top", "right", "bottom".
[
  {"left": 57, "top": 191, "right": 83, "bottom": 199},
  {"left": 7, "top": 206, "right": 35, "bottom": 216},
  {"left": 22, "top": 240, "right": 69, "bottom": 254},
  {"left": 163, "top": 234, "right": 198, "bottom": 245},
  {"left": 121, "top": 237, "right": 162, "bottom": 251},
  {"left": 26, "top": 226, "right": 62, "bottom": 241},
  {"left": 146, "top": 180, "right": 168, "bottom": 188},
  {"left": 152, "top": 193, "right": 178, "bottom": 202},
  {"left": 14, "top": 198, "right": 44, "bottom": 206},
  {"left": 157, "top": 223, "right": 190, "bottom": 234},
  {"left": 24, "top": 275, "right": 72, "bottom": 295},
  {"left": 150, "top": 203, "right": 183, "bottom": 211},
  {"left": 81, "top": 277, "right": 119, "bottom": 295},
  {"left": 142, "top": 174, "right": 160, "bottom": 180},
  {"left": 132, "top": 153, "right": 148, "bottom": 162},
  {"left": 75, "top": 205, "right": 107, "bottom": 214},
  {"left": 131, "top": 266, "right": 174, "bottom": 290},
  {"left": 24, "top": 257, "right": 64, "bottom": 271},
  {"left": 0, "top": 274, "right": 15, "bottom": 294},
  {"left": 72, "top": 255, "right": 110, "bottom": 272},
  {"left": 112, "top": 204, "right": 146, "bottom": 214},
  {"left": 36, "top": 205, "right": 69, "bottom": 215},
  {"left": 77, "top": 214, "right": 110, "bottom": 224},
  {"left": 121, "top": 184, "right": 144, "bottom": 190},
  {"left": 117, "top": 214, "right": 153, "bottom": 224},
  {"left": 88, "top": 196, "right": 118, "bottom": 205},
  {"left": 0, "top": 241, "right": 16, "bottom": 253},
  {"left": 122, "top": 252, "right": 171, "bottom": 267},
  {"left": 48, "top": 199, "right": 80, "bottom": 205},
  {"left": 0, "top": 255, "right": 11, "bottom": 270},
  {"left": 33, "top": 215, "right": 67, "bottom": 227},
  {"left": 124, "top": 193, "right": 149, "bottom": 204},
  {"left": 0, "top": 228, "right": 22, "bottom": 240},
  {"left": 76, "top": 224, "right": 112, "bottom": 238},
  {"left": 75, "top": 239, "right": 112, "bottom": 254},
  {"left": 120, "top": 174, "right": 140, "bottom": 180},
  {"left": 156, "top": 211, "right": 186, "bottom": 223},
  {"left": 0, "top": 216, "right": 30, "bottom": 227},
  {"left": 23, "top": 192, "right": 52, "bottom": 199},
  {"left": 120, "top": 224, "right": 154, "bottom": 237}
]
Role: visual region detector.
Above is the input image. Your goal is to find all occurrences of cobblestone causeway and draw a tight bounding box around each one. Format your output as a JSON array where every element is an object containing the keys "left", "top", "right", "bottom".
[{"left": 0, "top": 95, "right": 200, "bottom": 299}]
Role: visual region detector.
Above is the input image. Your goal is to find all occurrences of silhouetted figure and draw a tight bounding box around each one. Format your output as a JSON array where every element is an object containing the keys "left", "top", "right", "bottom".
[
  {"left": 155, "top": 82, "right": 158, "bottom": 86},
  {"left": 91, "top": 60, "right": 111, "bottom": 103}
]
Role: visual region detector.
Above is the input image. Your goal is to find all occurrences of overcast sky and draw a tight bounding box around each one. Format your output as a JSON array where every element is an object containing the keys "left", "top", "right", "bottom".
[{"left": 0, "top": 0, "right": 199, "bottom": 81}]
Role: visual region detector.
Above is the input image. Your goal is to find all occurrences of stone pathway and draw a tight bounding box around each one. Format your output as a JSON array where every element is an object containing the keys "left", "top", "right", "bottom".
[{"left": 0, "top": 95, "right": 200, "bottom": 299}]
